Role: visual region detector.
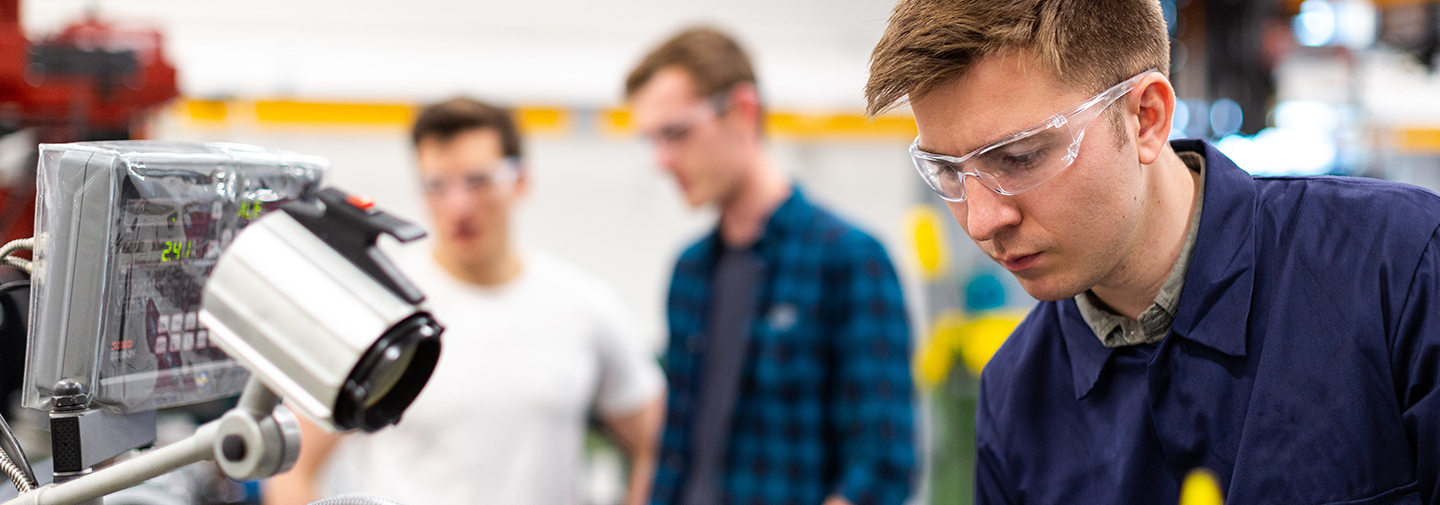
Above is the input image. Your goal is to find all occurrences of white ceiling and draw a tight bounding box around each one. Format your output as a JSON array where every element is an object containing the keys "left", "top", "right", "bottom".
[{"left": 23, "top": 0, "right": 898, "bottom": 109}]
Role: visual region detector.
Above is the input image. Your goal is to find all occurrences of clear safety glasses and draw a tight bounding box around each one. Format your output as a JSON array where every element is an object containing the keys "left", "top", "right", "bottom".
[
  {"left": 641, "top": 89, "right": 734, "bottom": 149},
  {"left": 910, "top": 70, "right": 1156, "bottom": 203},
  {"left": 421, "top": 157, "right": 521, "bottom": 196}
]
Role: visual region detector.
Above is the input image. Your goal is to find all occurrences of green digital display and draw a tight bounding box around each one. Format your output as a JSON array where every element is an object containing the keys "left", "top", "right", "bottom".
[
  {"left": 238, "top": 200, "right": 264, "bottom": 220},
  {"left": 158, "top": 200, "right": 265, "bottom": 263},
  {"left": 160, "top": 240, "right": 197, "bottom": 263}
]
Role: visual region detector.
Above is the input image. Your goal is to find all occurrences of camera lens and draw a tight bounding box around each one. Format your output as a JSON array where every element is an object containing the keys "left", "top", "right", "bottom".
[
  {"left": 334, "top": 313, "right": 443, "bottom": 432},
  {"left": 364, "top": 344, "right": 417, "bottom": 408}
]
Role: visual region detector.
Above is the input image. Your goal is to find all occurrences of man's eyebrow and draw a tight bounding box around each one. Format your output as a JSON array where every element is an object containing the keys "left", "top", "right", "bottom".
[
  {"left": 933, "top": 113, "right": 1061, "bottom": 158},
  {"left": 919, "top": 127, "right": 1021, "bottom": 159}
]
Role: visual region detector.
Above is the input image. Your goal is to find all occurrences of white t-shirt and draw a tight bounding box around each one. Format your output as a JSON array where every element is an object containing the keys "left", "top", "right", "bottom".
[{"left": 328, "top": 247, "right": 665, "bottom": 505}]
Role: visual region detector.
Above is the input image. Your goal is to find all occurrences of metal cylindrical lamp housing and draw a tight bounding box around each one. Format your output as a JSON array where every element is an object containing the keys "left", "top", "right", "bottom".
[{"left": 201, "top": 190, "right": 442, "bottom": 433}]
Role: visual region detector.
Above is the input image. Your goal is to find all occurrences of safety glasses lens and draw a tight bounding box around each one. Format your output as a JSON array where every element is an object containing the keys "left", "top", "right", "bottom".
[
  {"left": 971, "top": 127, "right": 1072, "bottom": 192},
  {"left": 914, "top": 157, "right": 965, "bottom": 201},
  {"left": 913, "top": 125, "right": 1074, "bottom": 202}
]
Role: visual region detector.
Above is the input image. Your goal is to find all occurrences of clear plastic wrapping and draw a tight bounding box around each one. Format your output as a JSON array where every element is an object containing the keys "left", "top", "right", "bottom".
[{"left": 23, "top": 141, "right": 327, "bottom": 412}]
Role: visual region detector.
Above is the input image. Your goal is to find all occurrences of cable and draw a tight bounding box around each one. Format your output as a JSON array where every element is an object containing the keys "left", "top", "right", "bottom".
[
  {"left": 0, "top": 237, "right": 31, "bottom": 274},
  {"left": 0, "top": 412, "right": 34, "bottom": 493},
  {"left": 0, "top": 279, "right": 28, "bottom": 299},
  {"left": 0, "top": 271, "right": 33, "bottom": 493},
  {"left": 0, "top": 446, "right": 33, "bottom": 493}
]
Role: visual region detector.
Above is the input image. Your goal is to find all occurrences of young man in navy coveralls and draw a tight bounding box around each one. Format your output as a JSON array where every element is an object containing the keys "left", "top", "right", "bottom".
[{"left": 866, "top": 0, "right": 1440, "bottom": 503}]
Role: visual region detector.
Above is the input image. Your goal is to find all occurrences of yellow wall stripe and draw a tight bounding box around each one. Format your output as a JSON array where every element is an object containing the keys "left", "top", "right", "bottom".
[
  {"left": 515, "top": 106, "right": 571, "bottom": 135},
  {"left": 178, "top": 98, "right": 917, "bottom": 140},
  {"left": 178, "top": 99, "right": 1440, "bottom": 148},
  {"left": 766, "top": 112, "right": 917, "bottom": 139},
  {"left": 185, "top": 100, "right": 228, "bottom": 123},
  {"left": 254, "top": 100, "right": 416, "bottom": 125},
  {"left": 1397, "top": 126, "right": 1440, "bottom": 154},
  {"left": 600, "top": 108, "right": 633, "bottom": 136}
]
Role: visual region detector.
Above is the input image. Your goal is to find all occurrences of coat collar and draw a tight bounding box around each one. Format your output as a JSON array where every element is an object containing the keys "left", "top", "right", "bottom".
[
  {"left": 1166, "top": 140, "right": 1255, "bottom": 357},
  {"left": 755, "top": 185, "right": 811, "bottom": 253},
  {"left": 1063, "top": 139, "right": 1257, "bottom": 399}
]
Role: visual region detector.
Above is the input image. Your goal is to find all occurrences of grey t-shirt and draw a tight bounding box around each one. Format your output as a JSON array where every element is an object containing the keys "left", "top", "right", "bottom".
[{"left": 681, "top": 247, "right": 766, "bottom": 505}]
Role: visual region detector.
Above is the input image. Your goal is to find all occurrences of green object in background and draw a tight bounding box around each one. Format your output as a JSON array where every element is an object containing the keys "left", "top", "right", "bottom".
[
  {"left": 584, "top": 429, "right": 627, "bottom": 505},
  {"left": 920, "top": 273, "right": 1025, "bottom": 505},
  {"left": 929, "top": 370, "right": 979, "bottom": 505}
]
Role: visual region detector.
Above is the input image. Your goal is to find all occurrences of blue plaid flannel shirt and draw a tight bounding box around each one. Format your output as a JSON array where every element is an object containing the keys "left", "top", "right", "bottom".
[{"left": 651, "top": 187, "right": 916, "bottom": 505}]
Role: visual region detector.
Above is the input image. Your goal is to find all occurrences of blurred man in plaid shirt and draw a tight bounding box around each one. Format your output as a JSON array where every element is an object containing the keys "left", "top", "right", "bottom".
[{"left": 625, "top": 27, "right": 918, "bottom": 505}]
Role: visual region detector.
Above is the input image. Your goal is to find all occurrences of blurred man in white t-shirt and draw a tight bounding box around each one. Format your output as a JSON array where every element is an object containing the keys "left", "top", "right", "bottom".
[{"left": 263, "top": 97, "right": 666, "bottom": 505}]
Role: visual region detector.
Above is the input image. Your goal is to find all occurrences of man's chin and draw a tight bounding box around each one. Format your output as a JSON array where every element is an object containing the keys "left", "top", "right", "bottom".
[
  {"left": 438, "top": 235, "right": 488, "bottom": 256},
  {"left": 443, "top": 235, "right": 480, "bottom": 250},
  {"left": 682, "top": 188, "right": 715, "bottom": 208},
  {"left": 1013, "top": 276, "right": 1086, "bottom": 302}
]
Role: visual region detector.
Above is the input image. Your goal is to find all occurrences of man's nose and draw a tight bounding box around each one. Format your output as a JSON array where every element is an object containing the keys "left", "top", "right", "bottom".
[
  {"left": 436, "top": 187, "right": 479, "bottom": 213},
  {"left": 655, "top": 144, "right": 681, "bottom": 174},
  {"left": 960, "top": 176, "right": 1022, "bottom": 242}
]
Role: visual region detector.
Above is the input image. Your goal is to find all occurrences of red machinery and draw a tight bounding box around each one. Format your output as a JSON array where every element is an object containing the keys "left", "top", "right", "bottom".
[
  {"left": 0, "top": 0, "right": 180, "bottom": 434},
  {"left": 0, "top": 0, "right": 179, "bottom": 242}
]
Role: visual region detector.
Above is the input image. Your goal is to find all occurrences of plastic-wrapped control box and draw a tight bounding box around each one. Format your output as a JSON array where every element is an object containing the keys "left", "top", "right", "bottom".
[{"left": 23, "top": 141, "right": 327, "bottom": 412}]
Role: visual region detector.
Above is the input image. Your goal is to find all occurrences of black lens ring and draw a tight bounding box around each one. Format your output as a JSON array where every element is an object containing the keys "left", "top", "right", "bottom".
[{"left": 333, "top": 313, "right": 443, "bottom": 432}]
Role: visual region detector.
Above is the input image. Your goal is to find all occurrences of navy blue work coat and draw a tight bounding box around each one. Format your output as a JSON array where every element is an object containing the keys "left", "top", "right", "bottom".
[{"left": 976, "top": 139, "right": 1440, "bottom": 504}]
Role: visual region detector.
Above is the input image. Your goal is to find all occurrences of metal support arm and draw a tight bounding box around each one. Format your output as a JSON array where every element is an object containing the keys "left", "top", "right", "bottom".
[{"left": 1, "top": 378, "right": 301, "bottom": 505}]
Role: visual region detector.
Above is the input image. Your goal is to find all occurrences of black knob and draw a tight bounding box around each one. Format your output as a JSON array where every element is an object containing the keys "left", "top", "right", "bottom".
[{"left": 52, "top": 379, "right": 88, "bottom": 410}]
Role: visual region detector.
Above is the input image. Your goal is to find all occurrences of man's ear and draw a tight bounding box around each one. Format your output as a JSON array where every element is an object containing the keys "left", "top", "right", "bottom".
[
  {"left": 725, "top": 82, "right": 764, "bottom": 138},
  {"left": 510, "top": 167, "right": 531, "bottom": 200},
  {"left": 1131, "top": 73, "right": 1176, "bottom": 165}
]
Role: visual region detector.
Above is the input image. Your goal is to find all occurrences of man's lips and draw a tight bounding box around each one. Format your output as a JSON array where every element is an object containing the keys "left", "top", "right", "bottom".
[
  {"left": 998, "top": 252, "right": 1041, "bottom": 272},
  {"left": 451, "top": 223, "right": 478, "bottom": 241}
]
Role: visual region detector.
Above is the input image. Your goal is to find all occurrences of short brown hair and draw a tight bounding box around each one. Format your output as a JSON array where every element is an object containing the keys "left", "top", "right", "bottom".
[
  {"left": 625, "top": 26, "right": 757, "bottom": 101},
  {"left": 411, "top": 97, "right": 523, "bottom": 160},
  {"left": 865, "top": 0, "right": 1170, "bottom": 116}
]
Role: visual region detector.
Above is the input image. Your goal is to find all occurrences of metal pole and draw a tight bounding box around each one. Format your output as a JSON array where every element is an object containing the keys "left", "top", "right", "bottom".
[
  {"left": 237, "top": 377, "right": 282, "bottom": 418},
  {"left": 0, "top": 421, "right": 217, "bottom": 505},
  {"left": 37, "top": 422, "right": 217, "bottom": 505},
  {"left": 1, "top": 375, "right": 287, "bottom": 505}
]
